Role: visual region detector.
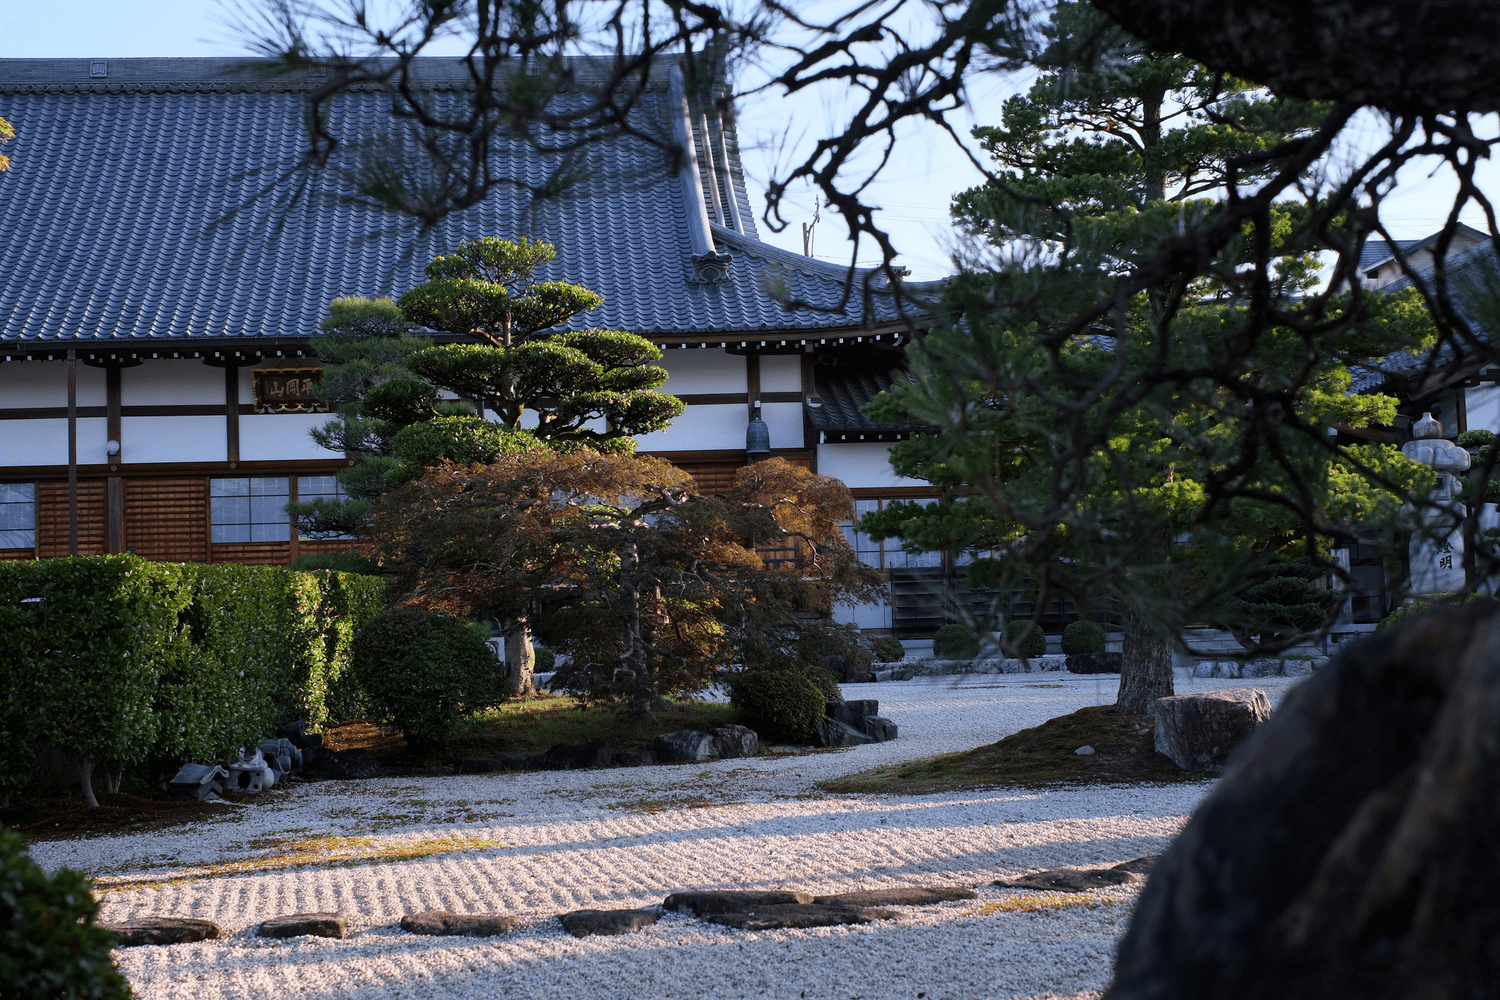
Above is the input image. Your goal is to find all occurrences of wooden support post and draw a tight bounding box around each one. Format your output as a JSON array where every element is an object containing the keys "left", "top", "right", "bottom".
[
  {"left": 225, "top": 364, "right": 241, "bottom": 465},
  {"left": 67, "top": 349, "right": 78, "bottom": 556}
]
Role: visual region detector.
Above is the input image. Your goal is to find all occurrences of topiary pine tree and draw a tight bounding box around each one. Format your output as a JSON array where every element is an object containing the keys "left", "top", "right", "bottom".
[
  {"left": 294, "top": 237, "right": 684, "bottom": 696},
  {"left": 859, "top": 2, "right": 1436, "bottom": 714}
]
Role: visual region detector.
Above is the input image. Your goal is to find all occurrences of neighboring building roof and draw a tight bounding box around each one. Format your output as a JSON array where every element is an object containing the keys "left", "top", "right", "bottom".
[
  {"left": 809, "top": 360, "right": 931, "bottom": 440},
  {"left": 1349, "top": 235, "right": 1498, "bottom": 395},
  {"left": 0, "top": 58, "right": 926, "bottom": 355}
]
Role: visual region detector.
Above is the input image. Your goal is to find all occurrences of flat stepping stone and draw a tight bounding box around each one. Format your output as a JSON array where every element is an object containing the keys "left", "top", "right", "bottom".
[
  {"left": 663, "top": 890, "right": 814, "bottom": 916},
  {"left": 995, "top": 868, "right": 1136, "bottom": 892},
  {"left": 558, "top": 908, "right": 662, "bottom": 937},
  {"left": 814, "top": 886, "right": 976, "bottom": 907},
  {"left": 400, "top": 911, "right": 518, "bottom": 937},
  {"left": 704, "top": 902, "right": 896, "bottom": 930},
  {"left": 101, "top": 917, "right": 224, "bottom": 947},
  {"left": 258, "top": 913, "right": 347, "bottom": 939},
  {"left": 1111, "top": 855, "right": 1158, "bottom": 874}
]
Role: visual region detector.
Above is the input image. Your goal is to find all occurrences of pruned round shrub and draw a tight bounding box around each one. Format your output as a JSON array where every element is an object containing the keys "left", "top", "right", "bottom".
[
  {"left": 353, "top": 607, "right": 505, "bottom": 749},
  {"left": 1004, "top": 620, "right": 1047, "bottom": 657},
  {"left": 532, "top": 645, "right": 556, "bottom": 672},
  {"left": 1061, "top": 620, "right": 1107, "bottom": 655},
  {"left": 932, "top": 623, "right": 980, "bottom": 660},
  {"left": 729, "top": 665, "right": 826, "bottom": 743},
  {"left": 871, "top": 635, "right": 906, "bottom": 662},
  {"left": 0, "top": 828, "right": 131, "bottom": 999}
]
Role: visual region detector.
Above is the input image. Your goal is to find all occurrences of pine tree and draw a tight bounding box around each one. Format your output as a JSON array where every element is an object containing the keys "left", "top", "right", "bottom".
[
  {"left": 295, "top": 237, "right": 684, "bottom": 695},
  {"left": 861, "top": 3, "right": 1435, "bottom": 712}
]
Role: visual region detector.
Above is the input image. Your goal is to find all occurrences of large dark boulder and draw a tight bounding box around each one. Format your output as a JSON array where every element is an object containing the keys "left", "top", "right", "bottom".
[
  {"left": 826, "top": 700, "right": 879, "bottom": 727},
  {"left": 653, "top": 730, "right": 718, "bottom": 762},
  {"left": 543, "top": 741, "right": 611, "bottom": 770},
  {"left": 1151, "top": 688, "right": 1272, "bottom": 774},
  {"left": 815, "top": 717, "right": 875, "bottom": 747},
  {"left": 1107, "top": 603, "right": 1500, "bottom": 1000},
  {"left": 708, "top": 725, "right": 759, "bottom": 759}
]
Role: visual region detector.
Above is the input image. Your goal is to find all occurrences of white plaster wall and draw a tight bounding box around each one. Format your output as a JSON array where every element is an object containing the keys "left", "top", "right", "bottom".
[
  {"left": 238, "top": 368, "right": 255, "bottom": 406},
  {"left": 759, "top": 354, "right": 802, "bottom": 393},
  {"left": 659, "top": 349, "right": 746, "bottom": 394},
  {"left": 834, "top": 599, "right": 892, "bottom": 630},
  {"left": 121, "top": 415, "right": 228, "bottom": 464},
  {"left": 121, "top": 360, "right": 225, "bottom": 406},
  {"left": 1467, "top": 384, "right": 1500, "bottom": 434},
  {"left": 633, "top": 403, "right": 747, "bottom": 452},
  {"left": 0, "top": 361, "right": 107, "bottom": 408},
  {"left": 761, "top": 401, "right": 803, "bottom": 450},
  {"left": 240, "top": 413, "right": 344, "bottom": 462},
  {"left": 816, "top": 442, "right": 926, "bottom": 489},
  {"left": 0, "top": 417, "right": 109, "bottom": 466}
]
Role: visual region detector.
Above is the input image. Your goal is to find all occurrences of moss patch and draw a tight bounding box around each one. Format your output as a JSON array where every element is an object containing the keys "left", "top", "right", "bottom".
[
  {"left": 325, "top": 695, "right": 745, "bottom": 766},
  {"left": 823, "top": 705, "right": 1205, "bottom": 794}
]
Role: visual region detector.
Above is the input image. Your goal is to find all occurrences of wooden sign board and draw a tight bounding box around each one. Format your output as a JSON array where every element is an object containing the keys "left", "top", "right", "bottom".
[{"left": 252, "top": 367, "right": 323, "bottom": 413}]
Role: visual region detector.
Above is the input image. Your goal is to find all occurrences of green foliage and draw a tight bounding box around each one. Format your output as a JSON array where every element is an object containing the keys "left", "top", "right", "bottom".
[
  {"left": 532, "top": 645, "right": 556, "bottom": 672},
  {"left": 388, "top": 416, "right": 542, "bottom": 472},
  {"left": 0, "top": 558, "right": 385, "bottom": 804},
  {"left": 1377, "top": 593, "right": 1491, "bottom": 631},
  {"left": 353, "top": 608, "right": 505, "bottom": 749},
  {"left": 287, "top": 552, "right": 382, "bottom": 576},
  {"left": 857, "top": 2, "right": 1435, "bottom": 664},
  {"left": 0, "top": 829, "right": 131, "bottom": 999},
  {"left": 728, "top": 665, "right": 827, "bottom": 743},
  {"left": 1004, "top": 620, "right": 1047, "bottom": 657},
  {"left": 933, "top": 623, "right": 981, "bottom": 660},
  {"left": 1061, "top": 620, "right": 1107, "bottom": 655},
  {"left": 1222, "top": 560, "right": 1344, "bottom": 645},
  {"left": 870, "top": 635, "right": 907, "bottom": 662}
]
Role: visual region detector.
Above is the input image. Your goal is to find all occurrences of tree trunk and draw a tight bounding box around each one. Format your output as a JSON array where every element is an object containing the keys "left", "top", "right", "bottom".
[
  {"left": 103, "top": 765, "right": 122, "bottom": 794},
  {"left": 1116, "top": 604, "right": 1174, "bottom": 714},
  {"left": 78, "top": 756, "right": 99, "bottom": 808},
  {"left": 502, "top": 618, "right": 535, "bottom": 698}
]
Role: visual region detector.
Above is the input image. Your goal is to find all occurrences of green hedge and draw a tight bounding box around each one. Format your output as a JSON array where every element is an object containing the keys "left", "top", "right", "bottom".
[
  {"left": 0, "top": 556, "right": 385, "bottom": 803},
  {"left": 0, "top": 828, "right": 131, "bottom": 999}
]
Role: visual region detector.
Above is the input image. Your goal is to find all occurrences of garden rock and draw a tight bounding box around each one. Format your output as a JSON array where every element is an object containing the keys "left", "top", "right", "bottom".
[
  {"left": 1108, "top": 604, "right": 1500, "bottom": 999},
  {"left": 709, "top": 724, "right": 760, "bottom": 759},
  {"left": 459, "top": 753, "right": 543, "bottom": 773},
  {"left": 814, "top": 886, "right": 975, "bottom": 907},
  {"left": 1066, "top": 651, "right": 1123, "bottom": 674},
  {"left": 1151, "top": 688, "right": 1272, "bottom": 774},
  {"left": 860, "top": 715, "right": 898, "bottom": 742},
  {"left": 663, "top": 890, "right": 815, "bottom": 915},
  {"left": 544, "top": 741, "right": 611, "bottom": 770},
  {"left": 608, "top": 747, "right": 659, "bottom": 767},
  {"left": 826, "top": 699, "right": 879, "bottom": 728},
  {"left": 1112, "top": 856, "right": 1158, "bottom": 875},
  {"left": 258, "top": 913, "right": 347, "bottom": 939},
  {"left": 815, "top": 717, "right": 875, "bottom": 747},
  {"left": 558, "top": 908, "right": 662, "bottom": 937},
  {"left": 997, "top": 868, "right": 1135, "bottom": 892},
  {"left": 400, "top": 911, "right": 518, "bottom": 937},
  {"left": 654, "top": 730, "right": 719, "bottom": 762},
  {"left": 102, "top": 917, "right": 225, "bottom": 947},
  {"left": 703, "top": 902, "right": 896, "bottom": 930},
  {"left": 304, "top": 747, "right": 379, "bottom": 780}
]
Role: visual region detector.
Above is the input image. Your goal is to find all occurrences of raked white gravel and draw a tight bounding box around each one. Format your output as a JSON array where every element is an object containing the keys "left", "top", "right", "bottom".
[{"left": 35, "top": 671, "right": 1304, "bottom": 1000}]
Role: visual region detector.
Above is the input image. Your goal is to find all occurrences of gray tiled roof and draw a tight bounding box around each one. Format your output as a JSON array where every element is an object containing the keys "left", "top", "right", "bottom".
[
  {"left": 0, "top": 58, "right": 920, "bottom": 349},
  {"left": 1349, "top": 237, "right": 1498, "bottom": 394},
  {"left": 809, "top": 361, "right": 930, "bottom": 436}
]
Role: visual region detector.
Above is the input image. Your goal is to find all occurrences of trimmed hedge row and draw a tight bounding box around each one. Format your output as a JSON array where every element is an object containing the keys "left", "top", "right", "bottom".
[{"left": 0, "top": 556, "right": 384, "bottom": 803}]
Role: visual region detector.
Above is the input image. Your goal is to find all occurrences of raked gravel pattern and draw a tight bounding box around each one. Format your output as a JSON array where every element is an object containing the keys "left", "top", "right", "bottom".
[{"left": 35, "top": 672, "right": 1304, "bottom": 1000}]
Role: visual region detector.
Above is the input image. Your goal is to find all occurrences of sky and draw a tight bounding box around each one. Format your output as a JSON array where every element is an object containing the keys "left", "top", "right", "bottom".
[{"left": 3, "top": 0, "right": 1494, "bottom": 281}]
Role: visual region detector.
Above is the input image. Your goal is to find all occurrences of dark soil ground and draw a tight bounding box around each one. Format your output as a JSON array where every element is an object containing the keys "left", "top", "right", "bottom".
[
  {"left": 823, "top": 705, "right": 1207, "bottom": 794},
  {"left": 2, "top": 792, "right": 242, "bottom": 842}
]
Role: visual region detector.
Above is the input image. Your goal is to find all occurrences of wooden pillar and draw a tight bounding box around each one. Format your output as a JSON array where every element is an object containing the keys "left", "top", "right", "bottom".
[
  {"left": 801, "top": 350, "right": 819, "bottom": 472},
  {"left": 225, "top": 364, "right": 241, "bottom": 466},
  {"left": 745, "top": 351, "right": 761, "bottom": 417},
  {"left": 106, "top": 365, "right": 123, "bottom": 553},
  {"left": 67, "top": 349, "right": 78, "bottom": 556}
]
